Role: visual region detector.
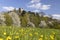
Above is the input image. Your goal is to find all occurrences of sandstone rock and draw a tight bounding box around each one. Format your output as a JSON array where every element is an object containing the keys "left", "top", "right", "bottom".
[
  {"left": 27, "top": 14, "right": 35, "bottom": 27},
  {"left": 0, "top": 14, "right": 6, "bottom": 26},
  {"left": 27, "top": 21, "right": 35, "bottom": 27},
  {"left": 39, "top": 21, "right": 47, "bottom": 28},
  {"left": 9, "top": 12, "right": 21, "bottom": 27}
]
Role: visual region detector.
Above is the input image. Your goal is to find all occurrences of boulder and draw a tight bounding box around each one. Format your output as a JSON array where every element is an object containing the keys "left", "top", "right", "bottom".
[
  {"left": 0, "top": 14, "right": 6, "bottom": 26},
  {"left": 9, "top": 12, "right": 21, "bottom": 27},
  {"left": 39, "top": 21, "right": 47, "bottom": 28}
]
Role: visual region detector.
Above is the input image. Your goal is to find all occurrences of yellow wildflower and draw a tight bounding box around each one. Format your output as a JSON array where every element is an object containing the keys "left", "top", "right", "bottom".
[
  {"left": 6, "top": 36, "right": 11, "bottom": 40},
  {"left": 40, "top": 35, "right": 43, "bottom": 37},
  {"left": 29, "top": 33, "right": 32, "bottom": 36},
  {"left": 0, "top": 38, "right": 3, "bottom": 40},
  {"left": 3, "top": 32, "right": 6, "bottom": 35},
  {"left": 50, "top": 35, "right": 54, "bottom": 40},
  {"left": 39, "top": 38, "right": 43, "bottom": 40},
  {"left": 15, "top": 36, "right": 19, "bottom": 38}
]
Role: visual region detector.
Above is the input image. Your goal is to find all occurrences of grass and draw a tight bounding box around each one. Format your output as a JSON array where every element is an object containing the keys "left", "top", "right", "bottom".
[{"left": 0, "top": 26, "right": 60, "bottom": 40}]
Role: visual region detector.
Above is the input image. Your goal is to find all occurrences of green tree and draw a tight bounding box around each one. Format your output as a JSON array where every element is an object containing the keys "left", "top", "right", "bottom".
[
  {"left": 21, "top": 10, "right": 26, "bottom": 16},
  {"left": 20, "top": 13, "right": 28, "bottom": 27},
  {"left": 18, "top": 8, "right": 21, "bottom": 13},
  {"left": 53, "top": 21, "right": 60, "bottom": 29},
  {"left": 30, "top": 13, "right": 40, "bottom": 27},
  {"left": 4, "top": 14, "right": 13, "bottom": 26}
]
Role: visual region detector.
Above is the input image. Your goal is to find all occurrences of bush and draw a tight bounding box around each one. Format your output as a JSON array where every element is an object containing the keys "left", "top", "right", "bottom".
[
  {"left": 4, "top": 14, "right": 13, "bottom": 26},
  {"left": 30, "top": 14, "right": 40, "bottom": 27},
  {"left": 20, "top": 13, "right": 28, "bottom": 27}
]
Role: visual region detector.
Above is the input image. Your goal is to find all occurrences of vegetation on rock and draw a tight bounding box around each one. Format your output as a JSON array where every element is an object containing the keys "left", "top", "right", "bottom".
[{"left": 0, "top": 8, "right": 60, "bottom": 29}]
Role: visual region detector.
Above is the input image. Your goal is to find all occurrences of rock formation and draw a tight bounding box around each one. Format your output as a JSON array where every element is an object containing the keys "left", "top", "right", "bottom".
[
  {"left": 9, "top": 12, "right": 21, "bottom": 27},
  {"left": 0, "top": 14, "right": 6, "bottom": 26}
]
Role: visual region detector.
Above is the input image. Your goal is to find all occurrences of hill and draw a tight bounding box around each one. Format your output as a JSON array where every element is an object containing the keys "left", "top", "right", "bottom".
[{"left": 0, "top": 8, "right": 60, "bottom": 29}]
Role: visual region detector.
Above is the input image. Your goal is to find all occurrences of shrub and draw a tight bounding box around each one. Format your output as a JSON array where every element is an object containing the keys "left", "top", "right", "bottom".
[{"left": 4, "top": 14, "right": 13, "bottom": 26}]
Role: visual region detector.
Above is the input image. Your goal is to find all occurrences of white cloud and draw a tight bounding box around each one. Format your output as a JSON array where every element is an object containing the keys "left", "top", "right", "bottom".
[
  {"left": 16, "top": 8, "right": 19, "bottom": 10},
  {"left": 27, "top": 0, "right": 51, "bottom": 11},
  {"left": 44, "top": 15, "right": 51, "bottom": 17},
  {"left": 28, "top": 3, "right": 51, "bottom": 10},
  {"left": 52, "top": 14, "right": 60, "bottom": 20},
  {"left": 2, "top": 7, "right": 14, "bottom": 11},
  {"left": 2, "top": 6, "right": 18, "bottom": 11},
  {"left": 32, "top": 10, "right": 40, "bottom": 12},
  {"left": 30, "top": 0, "right": 41, "bottom": 3},
  {"left": 28, "top": 3, "right": 41, "bottom": 9},
  {"left": 41, "top": 5, "right": 51, "bottom": 10}
]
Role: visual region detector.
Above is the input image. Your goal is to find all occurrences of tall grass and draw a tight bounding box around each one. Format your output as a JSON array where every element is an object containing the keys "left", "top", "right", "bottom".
[{"left": 0, "top": 26, "right": 60, "bottom": 40}]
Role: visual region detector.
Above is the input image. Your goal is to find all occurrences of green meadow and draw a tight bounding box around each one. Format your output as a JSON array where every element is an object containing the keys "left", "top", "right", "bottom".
[{"left": 0, "top": 26, "right": 60, "bottom": 40}]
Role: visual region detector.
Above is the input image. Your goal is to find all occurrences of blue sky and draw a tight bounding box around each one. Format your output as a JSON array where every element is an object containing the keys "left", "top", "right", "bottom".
[{"left": 0, "top": 0, "right": 60, "bottom": 15}]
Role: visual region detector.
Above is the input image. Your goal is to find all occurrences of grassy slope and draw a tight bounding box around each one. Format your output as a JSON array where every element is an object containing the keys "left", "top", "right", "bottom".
[{"left": 0, "top": 26, "right": 60, "bottom": 40}]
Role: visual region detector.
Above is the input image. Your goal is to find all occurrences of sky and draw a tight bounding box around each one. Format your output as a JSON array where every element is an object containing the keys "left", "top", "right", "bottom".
[{"left": 0, "top": 0, "right": 60, "bottom": 19}]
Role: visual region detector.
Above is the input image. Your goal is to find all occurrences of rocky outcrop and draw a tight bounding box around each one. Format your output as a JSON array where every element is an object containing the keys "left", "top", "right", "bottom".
[
  {"left": 27, "top": 13, "right": 35, "bottom": 27},
  {"left": 27, "top": 21, "right": 35, "bottom": 27},
  {"left": 0, "top": 14, "right": 6, "bottom": 26},
  {"left": 0, "top": 10, "right": 59, "bottom": 28},
  {"left": 9, "top": 12, "right": 21, "bottom": 27},
  {"left": 39, "top": 21, "right": 47, "bottom": 28}
]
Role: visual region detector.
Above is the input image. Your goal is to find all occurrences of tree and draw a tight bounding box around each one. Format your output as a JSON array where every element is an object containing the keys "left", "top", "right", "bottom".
[
  {"left": 18, "top": 8, "right": 21, "bottom": 13},
  {"left": 52, "top": 21, "right": 60, "bottom": 29},
  {"left": 21, "top": 10, "right": 26, "bottom": 16},
  {"left": 30, "top": 13, "right": 40, "bottom": 27},
  {"left": 20, "top": 13, "right": 28, "bottom": 27},
  {"left": 4, "top": 14, "right": 13, "bottom": 26}
]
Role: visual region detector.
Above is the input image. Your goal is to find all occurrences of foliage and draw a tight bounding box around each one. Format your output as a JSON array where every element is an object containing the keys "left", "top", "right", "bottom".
[
  {"left": 0, "top": 26, "right": 60, "bottom": 40},
  {"left": 52, "top": 21, "right": 60, "bottom": 29},
  {"left": 20, "top": 13, "right": 28, "bottom": 27},
  {"left": 0, "top": 8, "right": 60, "bottom": 29},
  {"left": 30, "top": 13, "right": 40, "bottom": 27},
  {"left": 4, "top": 14, "right": 13, "bottom": 26},
  {"left": 21, "top": 10, "right": 26, "bottom": 16}
]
